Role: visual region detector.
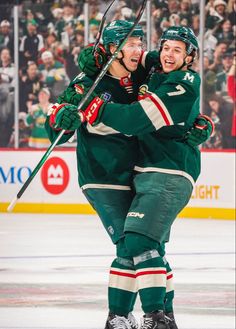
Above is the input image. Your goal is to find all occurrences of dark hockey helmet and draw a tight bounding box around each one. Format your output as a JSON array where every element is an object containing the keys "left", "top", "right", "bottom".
[
  {"left": 102, "top": 20, "right": 144, "bottom": 51},
  {"left": 158, "top": 26, "right": 199, "bottom": 62}
]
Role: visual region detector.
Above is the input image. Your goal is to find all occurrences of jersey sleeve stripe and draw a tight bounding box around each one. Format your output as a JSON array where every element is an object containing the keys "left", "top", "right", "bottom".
[{"left": 139, "top": 93, "right": 173, "bottom": 130}]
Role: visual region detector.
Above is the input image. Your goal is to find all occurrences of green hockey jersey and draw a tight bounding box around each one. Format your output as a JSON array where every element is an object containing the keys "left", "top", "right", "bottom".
[
  {"left": 93, "top": 69, "right": 201, "bottom": 184},
  {"left": 45, "top": 56, "right": 154, "bottom": 189}
]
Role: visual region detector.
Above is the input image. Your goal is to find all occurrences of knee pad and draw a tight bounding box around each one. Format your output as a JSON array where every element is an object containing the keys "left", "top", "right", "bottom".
[{"left": 124, "top": 232, "right": 159, "bottom": 257}]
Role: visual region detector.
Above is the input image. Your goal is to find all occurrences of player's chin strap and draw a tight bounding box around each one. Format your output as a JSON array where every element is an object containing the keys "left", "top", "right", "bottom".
[
  {"left": 109, "top": 49, "right": 132, "bottom": 73},
  {"left": 117, "top": 51, "right": 133, "bottom": 73},
  {"left": 177, "top": 56, "right": 190, "bottom": 71},
  {"left": 178, "top": 47, "right": 196, "bottom": 71}
]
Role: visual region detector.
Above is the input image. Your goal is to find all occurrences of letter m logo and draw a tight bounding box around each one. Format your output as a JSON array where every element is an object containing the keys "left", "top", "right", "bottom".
[{"left": 183, "top": 72, "right": 194, "bottom": 83}]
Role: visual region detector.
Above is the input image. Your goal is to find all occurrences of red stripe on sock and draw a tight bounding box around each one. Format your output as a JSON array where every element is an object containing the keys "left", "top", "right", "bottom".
[
  {"left": 110, "top": 270, "right": 136, "bottom": 278},
  {"left": 136, "top": 270, "right": 167, "bottom": 277}
]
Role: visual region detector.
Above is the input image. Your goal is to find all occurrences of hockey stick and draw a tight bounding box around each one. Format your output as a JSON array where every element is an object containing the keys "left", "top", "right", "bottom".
[
  {"left": 7, "top": 0, "right": 148, "bottom": 212},
  {"left": 92, "top": 0, "right": 117, "bottom": 54}
]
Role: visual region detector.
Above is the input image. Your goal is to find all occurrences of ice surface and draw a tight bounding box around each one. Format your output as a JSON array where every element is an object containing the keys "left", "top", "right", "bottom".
[{"left": 0, "top": 213, "right": 235, "bottom": 329}]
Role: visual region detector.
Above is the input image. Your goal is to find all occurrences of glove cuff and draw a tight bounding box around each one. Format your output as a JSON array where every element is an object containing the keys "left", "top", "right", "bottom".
[
  {"left": 49, "top": 103, "right": 65, "bottom": 129},
  {"left": 198, "top": 114, "right": 215, "bottom": 136},
  {"left": 49, "top": 103, "right": 74, "bottom": 134},
  {"left": 83, "top": 97, "right": 104, "bottom": 125}
]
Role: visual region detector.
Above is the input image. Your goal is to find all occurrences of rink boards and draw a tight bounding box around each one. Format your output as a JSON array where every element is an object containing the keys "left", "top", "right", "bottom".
[{"left": 0, "top": 149, "right": 235, "bottom": 219}]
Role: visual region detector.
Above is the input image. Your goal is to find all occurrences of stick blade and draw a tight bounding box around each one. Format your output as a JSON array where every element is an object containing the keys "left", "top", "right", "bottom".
[{"left": 7, "top": 197, "right": 18, "bottom": 212}]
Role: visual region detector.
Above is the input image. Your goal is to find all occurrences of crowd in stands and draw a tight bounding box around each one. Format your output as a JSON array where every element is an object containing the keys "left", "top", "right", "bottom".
[{"left": 0, "top": 0, "right": 235, "bottom": 149}]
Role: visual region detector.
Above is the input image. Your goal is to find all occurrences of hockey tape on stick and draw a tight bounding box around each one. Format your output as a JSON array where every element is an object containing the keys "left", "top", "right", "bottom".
[{"left": 7, "top": 0, "right": 149, "bottom": 212}]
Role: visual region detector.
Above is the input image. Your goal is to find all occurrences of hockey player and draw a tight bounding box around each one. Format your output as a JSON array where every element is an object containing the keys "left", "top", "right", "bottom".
[
  {"left": 46, "top": 24, "right": 213, "bottom": 329},
  {"left": 46, "top": 20, "right": 157, "bottom": 329},
  {"left": 76, "top": 26, "right": 214, "bottom": 329}
]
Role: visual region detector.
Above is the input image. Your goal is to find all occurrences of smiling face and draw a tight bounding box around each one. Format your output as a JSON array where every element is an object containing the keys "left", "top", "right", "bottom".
[{"left": 160, "top": 39, "right": 192, "bottom": 73}]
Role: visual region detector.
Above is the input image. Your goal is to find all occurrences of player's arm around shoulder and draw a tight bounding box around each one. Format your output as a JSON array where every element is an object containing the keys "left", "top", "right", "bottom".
[
  {"left": 139, "top": 50, "right": 160, "bottom": 71},
  {"left": 82, "top": 70, "right": 201, "bottom": 136}
]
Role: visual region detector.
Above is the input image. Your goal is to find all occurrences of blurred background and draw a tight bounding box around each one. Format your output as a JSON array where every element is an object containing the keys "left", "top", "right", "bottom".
[{"left": 0, "top": 0, "right": 235, "bottom": 150}]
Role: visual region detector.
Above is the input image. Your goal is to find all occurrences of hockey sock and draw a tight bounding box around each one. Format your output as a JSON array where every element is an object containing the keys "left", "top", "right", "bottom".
[
  {"left": 134, "top": 251, "right": 167, "bottom": 313},
  {"left": 108, "top": 257, "right": 137, "bottom": 316},
  {"left": 157, "top": 243, "right": 175, "bottom": 313},
  {"left": 164, "top": 260, "right": 174, "bottom": 313}
]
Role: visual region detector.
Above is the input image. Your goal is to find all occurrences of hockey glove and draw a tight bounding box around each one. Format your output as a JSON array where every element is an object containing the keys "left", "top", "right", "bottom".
[
  {"left": 78, "top": 44, "right": 107, "bottom": 76},
  {"left": 49, "top": 103, "right": 83, "bottom": 131},
  {"left": 186, "top": 114, "right": 215, "bottom": 147}
]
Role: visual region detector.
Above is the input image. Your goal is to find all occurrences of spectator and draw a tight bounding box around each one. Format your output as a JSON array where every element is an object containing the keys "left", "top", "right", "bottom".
[
  {"left": 0, "top": 47, "right": 14, "bottom": 87},
  {"left": 0, "top": 47, "right": 14, "bottom": 147},
  {"left": 205, "top": 94, "right": 235, "bottom": 148},
  {"left": 89, "top": 21, "right": 100, "bottom": 43},
  {"left": 216, "top": 51, "right": 234, "bottom": 95},
  {"left": 38, "top": 50, "right": 69, "bottom": 100},
  {"left": 166, "top": 0, "right": 180, "bottom": 15},
  {"left": 227, "top": 0, "right": 236, "bottom": 27},
  {"left": 65, "top": 29, "right": 84, "bottom": 80},
  {"left": 112, "top": 4, "right": 135, "bottom": 22},
  {"left": 20, "top": 9, "right": 37, "bottom": 36},
  {"left": 206, "top": 0, "right": 228, "bottom": 29},
  {"left": 25, "top": 87, "right": 52, "bottom": 148},
  {"left": 0, "top": 20, "right": 14, "bottom": 58},
  {"left": 19, "top": 61, "right": 43, "bottom": 113},
  {"left": 48, "top": 7, "right": 63, "bottom": 35},
  {"left": 54, "top": 3, "right": 76, "bottom": 41},
  {"left": 8, "top": 112, "right": 31, "bottom": 148},
  {"left": 19, "top": 19, "right": 44, "bottom": 68},
  {"left": 214, "top": 19, "right": 234, "bottom": 44},
  {"left": 206, "top": 40, "right": 228, "bottom": 71},
  {"left": 61, "top": 21, "right": 76, "bottom": 51},
  {"left": 192, "top": 14, "right": 200, "bottom": 35},
  {"left": 21, "top": 1, "right": 53, "bottom": 35},
  {"left": 41, "top": 31, "right": 64, "bottom": 64},
  {"left": 160, "top": 0, "right": 181, "bottom": 31},
  {"left": 152, "top": 1, "right": 168, "bottom": 34},
  {"left": 203, "top": 55, "right": 217, "bottom": 96},
  {"left": 179, "top": 0, "right": 193, "bottom": 25},
  {"left": 202, "top": 111, "right": 223, "bottom": 149}
]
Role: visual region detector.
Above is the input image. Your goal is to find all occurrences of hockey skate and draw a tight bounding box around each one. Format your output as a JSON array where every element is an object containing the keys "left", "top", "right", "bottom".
[
  {"left": 127, "top": 312, "right": 139, "bottom": 329},
  {"left": 140, "top": 311, "right": 170, "bottom": 329},
  {"left": 165, "top": 312, "right": 178, "bottom": 329},
  {"left": 105, "top": 312, "right": 132, "bottom": 329}
]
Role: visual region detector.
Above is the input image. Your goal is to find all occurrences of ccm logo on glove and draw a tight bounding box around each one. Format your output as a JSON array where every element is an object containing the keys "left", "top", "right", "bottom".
[{"left": 81, "top": 97, "right": 104, "bottom": 125}]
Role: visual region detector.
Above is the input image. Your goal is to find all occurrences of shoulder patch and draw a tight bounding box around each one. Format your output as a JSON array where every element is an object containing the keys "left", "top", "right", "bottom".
[
  {"left": 101, "top": 92, "right": 112, "bottom": 102},
  {"left": 74, "top": 84, "right": 85, "bottom": 94},
  {"left": 183, "top": 72, "right": 195, "bottom": 83},
  {"left": 139, "top": 84, "right": 149, "bottom": 96}
]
